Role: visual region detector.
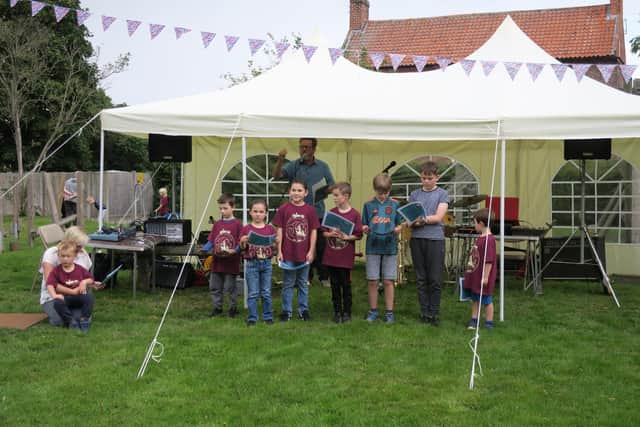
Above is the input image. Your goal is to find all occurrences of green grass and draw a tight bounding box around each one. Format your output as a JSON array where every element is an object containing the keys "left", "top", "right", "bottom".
[{"left": 1, "top": 217, "right": 639, "bottom": 426}]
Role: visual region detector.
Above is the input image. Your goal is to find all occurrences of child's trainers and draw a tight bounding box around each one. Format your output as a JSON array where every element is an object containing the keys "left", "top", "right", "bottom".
[
  {"left": 79, "top": 318, "right": 91, "bottom": 333},
  {"left": 298, "top": 310, "right": 312, "bottom": 321},
  {"left": 365, "top": 309, "right": 378, "bottom": 322},
  {"left": 467, "top": 318, "right": 478, "bottom": 330},
  {"left": 485, "top": 320, "right": 494, "bottom": 329},
  {"left": 279, "top": 311, "right": 292, "bottom": 322},
  {"left": 384, "top": 311, "right": 395, "bottom": 324}
]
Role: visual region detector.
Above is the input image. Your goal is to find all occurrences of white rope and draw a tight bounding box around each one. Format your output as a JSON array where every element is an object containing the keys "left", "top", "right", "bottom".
[{"left": 137, "top": 117, "right": 242, "bottom": 379}]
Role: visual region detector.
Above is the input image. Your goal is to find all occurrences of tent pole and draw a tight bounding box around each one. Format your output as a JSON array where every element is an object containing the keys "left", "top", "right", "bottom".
[
  {"left": 242, "top": 136, "right": 248, "bottom": 309},
  {"left": 98, "top": 128, "right": 105, "bottom": 231},
  {"left": 500, "top": 137, "right": 506, "bottom": 322}
]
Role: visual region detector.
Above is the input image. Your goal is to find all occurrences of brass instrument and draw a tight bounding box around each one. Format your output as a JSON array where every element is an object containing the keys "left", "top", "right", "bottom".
[{"left": 396, "top": 224, "right": 412, "bottom": 285}]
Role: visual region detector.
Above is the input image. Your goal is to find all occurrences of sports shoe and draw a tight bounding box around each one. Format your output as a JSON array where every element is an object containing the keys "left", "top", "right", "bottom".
[
  {"left": 298, "top": 310, "right": 312, "bottom": 321},
  {"left": 228, "top": 307, "right": 239, "bottom": 318},
  {"left": 334, "top": 313, "right": 343, "bottom": 323},
  {"left": 342, "top": 313, "right": 351, "bottom": 322},
  {"left": 384, "top": 311, "right": 395, "bottom": 324},
  {"left": 279, "top": 311, "right": 292, "bottom": 322},
  {"left": 365, "top": 309, "right": 379, "bottom": 322},
  {"left": 264, "top": 319, "right": 274, "bottom": 325},
  {"left": 485, "top": 320, "right": 494, "bottom": 330},
  {"left": 69, "top": 319, "right": 80, "bottom": 330},
  {"left": 321, "top": 279, "right": 331, "bottom": 288},
  {"left": 430, "top": 316, "right": 440, "bottom": 327},
  {"left": 79, "top": 318, "right": 91, "bottom": 333},
  {"left": 467, "top": 319, "right": 478, "bottom": 330},
  {"left": 246, "top": 320, "right": 256, "bottom": 327},
  {"left": 210, "top": 308, "right": 223, "bottom": 317}
]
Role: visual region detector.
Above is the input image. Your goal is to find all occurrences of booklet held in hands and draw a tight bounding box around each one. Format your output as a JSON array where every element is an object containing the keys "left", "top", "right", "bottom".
[
  {"left": 398, "top": 202, "right": 427, "bottom": 223},
  {"left": 322, "top": 211, "right": 355, "bottom": 236}
]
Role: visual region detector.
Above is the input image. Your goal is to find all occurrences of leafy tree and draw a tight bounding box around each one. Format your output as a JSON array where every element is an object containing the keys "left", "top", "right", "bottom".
[{"left": 632, "top": 36, "right": 640, "bottom": 56}]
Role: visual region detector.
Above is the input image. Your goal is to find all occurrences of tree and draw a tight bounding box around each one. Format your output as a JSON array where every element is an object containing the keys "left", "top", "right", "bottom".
[{"left": 632, "top": 36, "right": 640, "bottom": 56}]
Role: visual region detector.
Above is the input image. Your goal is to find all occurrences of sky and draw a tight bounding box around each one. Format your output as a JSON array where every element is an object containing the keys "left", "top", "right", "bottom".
[{"left": 78, "top": 0, "right": 640, "bottom": 106}]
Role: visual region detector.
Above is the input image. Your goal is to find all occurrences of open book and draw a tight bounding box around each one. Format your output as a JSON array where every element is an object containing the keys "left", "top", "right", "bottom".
[
  {"left": 322, "top": 211, "right": 355, "bottom": 236},
  {"left": 398, "top": 202, "right": 427, "bottom": 223},
  {"left": 311, "top": 178, "right": 330, "bottom": 205}
]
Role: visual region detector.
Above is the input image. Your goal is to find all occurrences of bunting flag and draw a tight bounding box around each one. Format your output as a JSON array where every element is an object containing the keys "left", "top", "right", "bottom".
[
  {"left": 369, "top": 52, "right": 385, "bottom": 70},
  {"left": 10, "top": 0, "right": 19, "bottom": 7},
  {"left": 481, "top": 61, "right": 497, "bottom": 76},
  {"left": 149, "top": 23, "right": 165, "bottom": 40},
  {"left": 503, "top": 62, "right": 522, "bottom": 80},
  {"left": 248, "top": 38, "right": 265, "bottom": 56},
  {"left": 389, "top": 53, "right": 406, "bottom": 71},
  {"left": 435, "top": 56, "right": 451, "bottom": 72},
  {"left": 301, "top": 45, "right": 317, "bottom": 63},
  {"left": 412, "top": 55, "right": 428, "bottom": 72},
  {"left": 572, "top": 64, "right": 591, "bottom": 82},
  {"left": 550, "top": 63, "right": 569, "bottom": 82},
  {"left": 126, "top": 19, "right": 141, "bottom": 37},
  {"left": 526, "top": 63, "right": 544, "bottom": 81},
  {"left": 31, "top": 1, "right": 46, "bottom": 16},
  {"left": 174, "top": 27, "right": 191, "bottom": 39},
  {"left": 200, "top": 31, "right": 216, "bottom": 48},
  {"left": 53, "top": 5, "right": 70, "bottom": 22},
  {"left": 101, "top": 15, "right": 117, "bottom": 32},
  {"left": 224, "top": 35, "right": 240, "bottom": 52},
  {"left": 620, "top": 64, "right": 638, "bottom": 84},
  {"left": 459, "top": 59, "right": 475, "bottom": 76},
  {"left": 328, "top": 47, "right": 344, "bottom": 65},
  {"left": 76, "top": 10, "right": 91, "bottom": 26},
  {"left": 274, "top": 41, "right": 290, "bottom": 59},
  {"left": 596, "top": 64, "right": 616, "bottom": 83}
]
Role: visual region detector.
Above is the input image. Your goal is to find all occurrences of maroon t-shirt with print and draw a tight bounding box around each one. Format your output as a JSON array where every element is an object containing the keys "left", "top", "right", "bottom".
[
  {"left": 272, "top": 202, "right": 320, "bottom": 263},
  {"left": 463, "top": 234, "right": 497, "bottom": 296},
  {"left": 207, "top": 218, "right": 242, "bottom": 274},
  {"left": 321, "top": 207, "right": 363, "bottom": 269},
  {"left": 46, "top": 263, "right": 93, "bottom": 289},
  {"left": 241, "top": 224, "right": 277, "bottom": 260}
]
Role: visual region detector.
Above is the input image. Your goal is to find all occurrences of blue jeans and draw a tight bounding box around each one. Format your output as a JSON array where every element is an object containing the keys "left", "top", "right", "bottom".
[
  {"left": 281, "top": 263, "right": 310, "bottom": 315},
  {"left": 245, "top": 259, "right": 273, "bottom": 321}
]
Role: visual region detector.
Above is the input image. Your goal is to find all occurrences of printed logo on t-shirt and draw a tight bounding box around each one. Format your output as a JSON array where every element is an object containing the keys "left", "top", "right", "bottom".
[
  {"left": 285, "top": 213, "right": 308, "bottom": 243},
  {"left": 327, "top": 237, "right": 348, "bottom": 251},
  {"left": 65, "top": 279, "right": 80, "bottom": 287},
  {"left": 214, "top": 229, "right": 236, "bottom": 256},
  {"left": 467, "top": 244, "right": 480, "bottom": 273}
]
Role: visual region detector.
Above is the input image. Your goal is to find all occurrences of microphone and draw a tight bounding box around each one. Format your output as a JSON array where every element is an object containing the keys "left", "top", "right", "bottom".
[{"left": 382, "top": 161, "right": 397, "bottom": 174}]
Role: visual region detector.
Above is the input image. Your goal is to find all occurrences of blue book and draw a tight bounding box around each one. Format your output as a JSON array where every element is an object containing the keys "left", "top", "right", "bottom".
[
  {"left": 248, "top": 231, "right": 276, "bottom": 247},
  {"left": 398, "top": 202, "right": 427, "bottom": 223},
  {"left": 459, "top": 278, "right": 473, "bottom": 302},
  {"left": 322, "top": 211, "right": 355, "bottom": 236}
]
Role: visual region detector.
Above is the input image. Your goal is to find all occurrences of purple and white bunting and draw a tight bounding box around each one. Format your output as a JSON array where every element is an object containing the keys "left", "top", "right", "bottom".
[
  {"left": 620, "top": 65, "right": 638, "bottom": 84},
  {"left": 369, "top": 52, "right": 385, "bottom": 71},
  {"left": 53, "top": 5, "right": 70, "bottom": 22},
  {"left": 248, "top": 38, "right": 266, "bottom": 56},
  {"left": 10, "top": 0, "right": 19, "bottom": 8},
  {"left": 389, "top": 53, "right": 406, "bottom": 71},
  {"left": 126, "top": 20, "right": 141, "bottom": 37},
  {"left": 596, "top": 64, "right": 616, "bottom": 83},
  {"left": 550, "top": 64, "right": 569, "bottom": 82},
  {"left": 459, "top": 59, "right": 476, "bottom": 76},
  {"left": 526, "top": 63, "right": 544, "bottom": 81},
  {"left": 481, "top": 61, "right": 497, "bottom": 76},
  {"left": 503, "top": 62, "right": 522, "bottom": 81},
  {"left": 149, "top": 24, "right": 165, "bottom": 40},
  {"left": 328, "top": 47, "right": 344, "bottom": 65},
  {"left": 275, "top": 42, "right": 290, "bottom": 59},
  {"left": 31, "top": 1, "right": 46, "bottom": 16},
  {"left": 101, "top": 15, "right": 117, "bottom": 32},
  {"left": 224, "top": 35, "right": 240, "bottom": 52},
  {"left": 302, "top": 45, "right": 318, "bottom": 63},
  {"left": 412, "top": 55, "right": 428, "bottom": 72},
  {"left": 76, "top": 10, "right": 91, "bottom": 26},
  {"left": 435, "top": 56, "right": 451, "bottom": 72},
  {"left": 201, "top": 31, "right": 216, "bottom": 48},
  {"left": 571, "top": 64, "right": 591, "bottom": 82},
  {"left": 174, "top": 27, "right": 191, "bottom": 39}
]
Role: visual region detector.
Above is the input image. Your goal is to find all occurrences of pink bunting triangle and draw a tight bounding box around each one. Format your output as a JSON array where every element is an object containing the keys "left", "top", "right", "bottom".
[
  {"left": 275, "top": 42, "right": 290, "bottom": 59},
  {"left": 201, "top": 31, "right": 216, "bottom": 48},
  {"left": 503, "top": 62, "right": 522, "bottom": 81},
  {"left": 174, "top": 27, "right": 191, "bottom": 39},
  {"left": 435, "top": 56, "right": 451, "bottom": 72},
  {"left": 149, "top": 23, "right": 165, "bottom": 40},
  {"left": 328, "top": 47, "right": 344, "bottom": 65},
  {"left": 369, "top": 52, "right": 385, "bottom": 70},
  {"left": 412, "top": 55, "right": 428, "bottom": 72},
  {"left": 301, "top": 45, "right": 317, "bottom": 63},
  {"left": 31, "top": 1, "right": 46, "bottom": 16},
  {"left": 101, "top": 15, "right": 117, "bottom": 32},
  {"left": 126, "top": 20, "right": 141, "bottom": 37},
  {"left": 224, "top": 35, "right": 240, "bottom": 52},
  {"left": 481, "top": 61, "right": 497, "bottom": 76},
  {"left": 459, "top": 59, "right": 475, "bottom": 76},
  {"left": 53, "top": 5, "right": 70, "bottom": 22},
  {"left": 388, "top": 53, "right": 406, "bottom": 71},
  {"left": 620, "top": 65, "right": 638, "bottom": 84},
  {"left": 526, "top": 63, "right": 545, "bottom": 81},
  {"left": 572, "top": 64, "right": 591, "bottom": 82},
  {"left": 550, "top": 64, "right": 569, "bottom": 82},
  {"left": 248, "top": 38, "right": 265, "bottom": 56},
  {"left": 596, "top": 64, "right": 616, "bottom": 83},
  {"left": 10, "top": 0, "right": 19, "bottom": 7},
  {"left": 76, "top": 10, "right": 91, "bottom": 26}
]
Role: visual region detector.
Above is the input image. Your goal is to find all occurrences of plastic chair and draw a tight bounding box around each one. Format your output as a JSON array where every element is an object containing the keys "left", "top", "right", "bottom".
[{"left": 31, "top": 224, "right": 65, "bottom": 291}]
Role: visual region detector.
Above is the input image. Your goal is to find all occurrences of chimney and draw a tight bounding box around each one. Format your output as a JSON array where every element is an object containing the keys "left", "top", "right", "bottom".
[
  {"left": 609, "top": 0, "right": 622, "bottom": 16},
  {"left": 349, "top": 0, "right": 370, "bottom": 32}
]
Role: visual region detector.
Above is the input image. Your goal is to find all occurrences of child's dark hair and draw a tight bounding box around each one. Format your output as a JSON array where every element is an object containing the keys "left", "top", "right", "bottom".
[
  {"left": 420, "top": 161, "right": 439, "bottom": 175},
  {"left": 329, "top": 182, "right": 352, "bottom": 197},
  {"left": 249, "top": 199, "right": 268, "bottom": 211},
  {"left": 372, "top": 173, "right": 392, "bottom": 192},
  {"left": 473, "top": 208, "right": 491, "bottom": 226},
  {"left": 217, "top": 193, "right": 235, "bottom": 207},
  {"left": 290, "top": 179, "right": 307, "bottom": 190},
  {"left": 300, "top": 137, "right": 317, "bottom": 149}
]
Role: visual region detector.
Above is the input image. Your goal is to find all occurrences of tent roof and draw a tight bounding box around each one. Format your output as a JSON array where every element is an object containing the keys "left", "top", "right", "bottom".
[{"left": 101, "top": 16, "right": 640, "bottom": 141}]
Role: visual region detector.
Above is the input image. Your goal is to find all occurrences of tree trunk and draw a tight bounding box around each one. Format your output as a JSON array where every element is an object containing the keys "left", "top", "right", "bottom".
[
  {"left": 27, "top": 174, "right": 35, "bottom": 247},
  {"left": 76, "top": 171, "right": 84, "bottom": 229},
  {"left": 12, "top": 111, "right": 24, "bottom": 239}
]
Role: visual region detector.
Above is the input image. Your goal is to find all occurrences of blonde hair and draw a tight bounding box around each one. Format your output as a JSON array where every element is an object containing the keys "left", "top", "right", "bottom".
[
  {"left": 372, "top": 173, "right": 392, "bottom": 192},
  {"left": 64, "top": 226, "right": 89, "bottom": 246},
  {"left": 57, "top": 241, "right": 77, "bottom": 255},
  {"left": 159, "top": 187, "right": 168, "bottom": 196}
]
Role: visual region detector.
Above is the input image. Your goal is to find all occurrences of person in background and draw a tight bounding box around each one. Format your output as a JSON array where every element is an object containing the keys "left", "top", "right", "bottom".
[
  {"left": 61, "top": 176, "right": 78, "bottom": 225},
  {"left": 155, "top": 187, "right": 169, "bottom": 216},
  {"left": 86, "top": 195, "right": 107, "bottom": 223}
]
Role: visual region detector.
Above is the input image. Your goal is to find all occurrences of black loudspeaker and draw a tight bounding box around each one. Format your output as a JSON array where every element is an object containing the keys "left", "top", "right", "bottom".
[
  {"left": 564, "top": 139, "right": 611, "bottom": 160},
  {"left": 148, "top": 134, "right": 192, "bottom": 162},
  {"left": 154, "top": 261, "right": 194, "bottom": 289},
  {"left": 541, "top": 236, "right": 606, "bottom": 280}
]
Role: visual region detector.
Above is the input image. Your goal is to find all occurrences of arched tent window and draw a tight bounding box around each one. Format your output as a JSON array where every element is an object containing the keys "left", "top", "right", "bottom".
[
  {"left": 551, "top": 155, "right": 640, "bottom": 244},
  {"left": 221, "top": 154, "right": 290, "bottom": 222},
  {"left": 390, "top": 155, "right": 480, "bottom": 224}
]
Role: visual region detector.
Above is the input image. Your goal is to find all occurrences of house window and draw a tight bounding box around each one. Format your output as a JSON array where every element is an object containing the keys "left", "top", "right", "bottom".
[
  {"left": 390, "top": 155, "right": 480, "bottom": 224},
  {"left": 221, "top": 154, "right": 290, "bottom": 222},
  {"left": 551, "top": 155, "right": 640, "bottom": 244}
]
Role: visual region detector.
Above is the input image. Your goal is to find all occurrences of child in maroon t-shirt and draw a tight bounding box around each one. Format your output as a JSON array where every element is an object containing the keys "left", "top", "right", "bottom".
[
  {"left": 272, "top": 180, "right": 319, "bottom": 321},
  {"left": 321, "top": 182, "right": 363, "bottom": 323}
]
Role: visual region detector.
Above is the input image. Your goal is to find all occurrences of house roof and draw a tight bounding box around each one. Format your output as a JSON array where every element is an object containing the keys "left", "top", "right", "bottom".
[{"left": 344, "top": 4, "right": 626, "bottom": 68}]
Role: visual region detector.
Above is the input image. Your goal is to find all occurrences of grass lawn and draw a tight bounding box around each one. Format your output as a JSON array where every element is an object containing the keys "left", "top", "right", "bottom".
[{"left": 1, "top": 216, "right": 639, "bottom": 426}]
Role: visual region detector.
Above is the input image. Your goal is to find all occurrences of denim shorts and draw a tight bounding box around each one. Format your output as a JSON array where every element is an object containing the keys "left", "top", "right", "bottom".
[
  {"left": 471, "top": 292, "right": 492, "bottom": 306},
  {"left": 365, "top": 254, "right": 397, "bottom": 281}
]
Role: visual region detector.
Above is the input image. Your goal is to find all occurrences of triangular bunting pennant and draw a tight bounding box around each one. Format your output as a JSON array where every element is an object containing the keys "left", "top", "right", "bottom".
[
  {"left": 53, "top": 5, "right": 70, "bottom": 22},
  {"left": 596, "top": 64, "right": 616, "bottom": 83},
  {"left": 126, "top": 20, "right": 141, "bottom": 37},
  {"left": 31, "top": 1, "right": 46, "bottom": 16},
  {"left": 200, "top": 31, "right": 216, "bottom": 48},
  {"left": 248, "top": 38, "right": 265, "bottom": 56},
  {"left": 369, "top": 52, "right": 385, "bottom": 71},
  {"left": 435, "top": 56, "right": 451, "bottom": 72},
  {"left": 328, "top": 47, "right": 344, "bottom": 65},
  {"left": 572, "top": 64, "right": 591, "bottom": 82},
  {"left": 389, "top": 53, "right": 406, "bottom": 71},
  {"left": 174, "top": 27, "right": 191, "bottom": 39},
  {"left": 301, "top": 45, "right": 318, "bottom": 63},
  {"left": 481, "top": 61, "right": 497, "bottom": 76},
  {"left": 526, "top": 63, "right": 544, "bottom": 81},
  {"left": 224, "top": 35, "right": 240, "bottom": 52},
  {"left": 503, "top": 62, "right": 523, "bottom": 81},
  {"left": 101, "top": 15, "right": 117, "bottom": 32},
  {"left": 149, "top": 23, "right": 165, "bottom": 40},
  {"left": 550, "top": 64, "right": 569, "bottom": 82},
  {"left": 459, "top": 59, "right": 475, "bottom": 76},
  {"left": 412, "top": 55, "right": 428, "bottom": 72},
  {"left": 10, "top": 0, "right": 19, "bottom": 7},
  {"left": 274, "top": 42, "right": 290, "bottom": 59},
  {"left": 620, "top": 65, "right": 638, "bottom": 84},
  {"left": 76, "top": 10, "right": 91, "bottom": 26}
]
